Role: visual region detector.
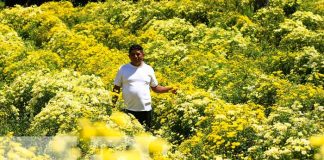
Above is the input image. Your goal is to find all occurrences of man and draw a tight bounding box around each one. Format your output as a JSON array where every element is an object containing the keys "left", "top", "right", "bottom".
[{"left": 113, "top": 44, "right": 176, "bottom": 130}]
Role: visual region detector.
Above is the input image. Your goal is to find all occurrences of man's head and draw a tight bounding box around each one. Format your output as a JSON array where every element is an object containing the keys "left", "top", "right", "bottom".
[{"left": 129, "top": 44, "right": 144, "bottom": 66}]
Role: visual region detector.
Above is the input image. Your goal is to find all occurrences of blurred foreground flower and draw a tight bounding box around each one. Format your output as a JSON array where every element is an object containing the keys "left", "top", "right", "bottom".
[
  {"left": 148, "top": 138, "right": 170, "bottom": 155},
  {"left": 134, "top": 133, "right": 170, "bottom": 156},
  {"left": 310, "top": 135, "right": 324, "bottom": 147},
  {"left": 110, "top": 111, "right": 130, "bottom": 128},
  {"left": 78, "top": 118, "right": 125, "bottom": 141},
  {"left": 96, "top": 149, "right": 143, "bottom": 160},
  {"left": 48, "top": 136, "right": 80, "bottom": 159},
  {"left": 0, "top": 134, "right": 50, "bottom": 159},
  {"left": 310, "top": 135, "right": 324, "bottom": 160},
  {"left": 79, "top": 118, "right": 97, "bottom": 139}
]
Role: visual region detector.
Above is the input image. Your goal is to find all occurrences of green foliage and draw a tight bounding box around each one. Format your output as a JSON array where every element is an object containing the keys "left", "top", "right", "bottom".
[
  {"left": 258, "top": 47, "right": 323, "bottom": 86},
  {"left": 279, "top": 25, "right": 320, "bottom": 51},
  {"left": 299, "top": 0, "right": 324, "bottom": 15},
  {"left": 172, "top": 0, "right": 209, "bottom": 25},
  {"left": 253, "top": 7, "right": 286, "bottom": 45},
  {"left": 0, "top": 1, "right": 4, "bottom": 9},
  {"left": 210, "top": 57, "right": 261, "bottom": 104},
  {"left": 152, "top": 89, "right": 211, "bottom": 144},
  {"left": 288, "top": 47, "right": 324, "bottom": 85},
  {"left": 292, "top": 11, "right": 324, "bottom": 30},
  {"left": 247, "top": 74, "right": 288, "bottom": 108}
]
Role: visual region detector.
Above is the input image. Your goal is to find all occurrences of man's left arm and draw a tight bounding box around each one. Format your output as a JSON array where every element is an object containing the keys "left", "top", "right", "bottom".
[
  {"left": 151, "top": 85, "right": 177, "bottom": 94},
  {"left": 149, "top": 68, "right": 176, "bottom": 94}
]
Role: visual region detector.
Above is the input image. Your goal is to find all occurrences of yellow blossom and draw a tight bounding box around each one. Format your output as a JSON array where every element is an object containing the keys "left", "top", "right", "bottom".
[
  {"left": 110, "top": 111, "right": 129, "bottom": 128},
  {"left": 226, "top": 131, "right": 237, "bottom": 138},
  {"left": 78, "top": 118, "right": 97, "bottom": 139},
  {"left": 310, "top": 135, "right": 324, "bottom": 147},
  {"left": 94, "top": 122, "right": 124, "bottom": 138},
  {"left": 148, "top": 138, "right": 169, "bottom": 155},
  {"left": 97, "top": 149, "right": 143, "bottom": 160}
]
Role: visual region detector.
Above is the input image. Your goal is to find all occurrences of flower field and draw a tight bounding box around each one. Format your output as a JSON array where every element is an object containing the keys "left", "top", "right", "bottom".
[{"left": 0, "top": 0, "right": 323, "bottom": 159}]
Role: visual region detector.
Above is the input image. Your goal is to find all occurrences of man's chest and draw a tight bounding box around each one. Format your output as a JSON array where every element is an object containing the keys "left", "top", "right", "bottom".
[{"left": 122, "top": 69, "right": 151, "bottom": 84}]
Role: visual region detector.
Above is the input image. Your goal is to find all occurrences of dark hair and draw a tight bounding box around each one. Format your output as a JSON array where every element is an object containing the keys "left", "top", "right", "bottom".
[{"left": 129, "top": 44, "right": 143, "bottom": 54}]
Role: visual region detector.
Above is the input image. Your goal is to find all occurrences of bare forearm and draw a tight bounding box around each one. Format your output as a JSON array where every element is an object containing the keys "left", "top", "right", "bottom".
[{"left": 151, "top": 85, "right": 174, "bottom": 93}]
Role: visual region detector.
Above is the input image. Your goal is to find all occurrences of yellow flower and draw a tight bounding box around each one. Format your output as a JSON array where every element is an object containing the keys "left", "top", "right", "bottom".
[
  {"left": 94, "top": 122, "right": 124, "bottom": 138},
  {"left": 231, "top": 142, "right": 241, "bottom": 149},
  {"left": 226, "top": 131, "right": 237, "bottom": 138},
  {"left": 48, "top": 136, "right": 78, "bottom": 155},
  {"left": 97, "top": 149, "right": 143, "bottom": 160},
  {"left": 134, "top": 133, "right": 155, "bottom": 153},
  {"left": 98, "top": 149, "right": 115, "bottom": 160},
  {"left": 216, "top": 139, "right": 225, "bottom": 146},
  {"left": 148, "top": 138, "right": 169, "bottom": 155},
  {"left": 237, "top": 125, "right": 244, "bottom": 131},
  {"left": 67, "top": 147, "right": 81, "bottom": 159},
  {"left": 48, "top": 137, "right": 67, "bottom": 153},
  {"left": 310, "top": 135, "right": 324, "bottom": 147},
  {"left": 110, "top": 111, "right": 129, "bottom": 128},
  {"left": 115, "top": 150, "right": 143, "bottom": 160},
  {"left": 78, "top": 118, "right": 97, "bottom": 139}
]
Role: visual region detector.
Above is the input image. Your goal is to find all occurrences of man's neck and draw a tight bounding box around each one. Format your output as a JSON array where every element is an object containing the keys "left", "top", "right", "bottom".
[{"left": 130, "top": 61, "right": 143, "bottom": 67}]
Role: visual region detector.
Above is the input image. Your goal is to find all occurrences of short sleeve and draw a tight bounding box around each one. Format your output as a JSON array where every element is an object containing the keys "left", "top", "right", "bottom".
[
  {"left": 150, "top": 68, "right": 158, "bottom": 87},
  {"left": 114, "top": 67, "right": 123, "bottom": 87}
]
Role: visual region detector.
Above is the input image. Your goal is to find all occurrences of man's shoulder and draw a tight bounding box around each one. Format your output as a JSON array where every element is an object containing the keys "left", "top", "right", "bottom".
[
  {"left": 142, "top": 63, "right": 154, "bottom": 70},
  {"left": 120, "top": 63, "right": 131, "bottom": 69},
  {"left": 142, "top": 64, "right": 155, "bottom": 73}
]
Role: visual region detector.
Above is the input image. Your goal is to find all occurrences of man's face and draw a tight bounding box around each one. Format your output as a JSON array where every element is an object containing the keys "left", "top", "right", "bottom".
[{"left": 129, "top": 49, "right": 144, "bottom": 66}]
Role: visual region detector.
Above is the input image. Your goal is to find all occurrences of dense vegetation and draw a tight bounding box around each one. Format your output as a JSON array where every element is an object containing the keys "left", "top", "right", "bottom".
[{"left": 0, "top": 0, "right": 323, "bottom": 159}]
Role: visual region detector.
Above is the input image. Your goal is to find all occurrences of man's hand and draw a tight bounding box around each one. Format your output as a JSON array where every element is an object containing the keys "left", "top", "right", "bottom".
[
  {"left": 168, "top": 87, "right": 177, "bottom": 94},
  {"left": 112, "top": 85, "right": 121, "bottom": 107}
]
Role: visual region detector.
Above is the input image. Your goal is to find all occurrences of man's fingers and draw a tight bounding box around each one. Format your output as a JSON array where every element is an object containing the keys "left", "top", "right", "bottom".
[{"left": 171, "top": 88, "right": 177, "bottom": 94}]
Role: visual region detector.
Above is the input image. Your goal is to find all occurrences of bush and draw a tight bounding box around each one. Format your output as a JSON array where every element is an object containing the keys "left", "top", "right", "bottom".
[
  {"left": 253, "top": 7, "right": 285, "bottom": 45},
  {"left": 292, "top": 11, "right": 324, "bottom": 30},
  {"left": 288, "top": 47, "right": 324, "bottom": 86},
  {"left": 0, "top": 5, "right": 66, "bottom": 47},
  {"left": 279, "top": 26, "right": 318, "bottom": 51},
  {"left": 0, "top": 23, "right": 25, "bottom": 81},
  {"left": 178, "top": 101, "right": 265, "bottom": 159},
  {"left": 248, "top": 102, "right": 322, "bottom": 159},
  {"left": 142, "top": 18, "right": 196, "bottom": 43},
  {"left": 0, "top": 70, "right": 113, "bottom": 135},
  {"left": 152, "top": 89, "right": 212, "bottom": 144},
  {"left": 39, "top": 1, "right": 76, "bottom": 27},
  {"left": 3, "top": 50, "right": 63, "bottom": 81}
]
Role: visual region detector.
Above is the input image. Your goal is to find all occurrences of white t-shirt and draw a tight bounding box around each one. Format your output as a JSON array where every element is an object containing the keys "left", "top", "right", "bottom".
[{"left": 114, "top": 62, "right": 158, "bottom": 111}]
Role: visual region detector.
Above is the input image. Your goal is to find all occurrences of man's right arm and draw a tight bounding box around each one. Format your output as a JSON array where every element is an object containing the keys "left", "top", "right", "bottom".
[{"left": 112, "top": 85, "right": 121, "bottom": 107}]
